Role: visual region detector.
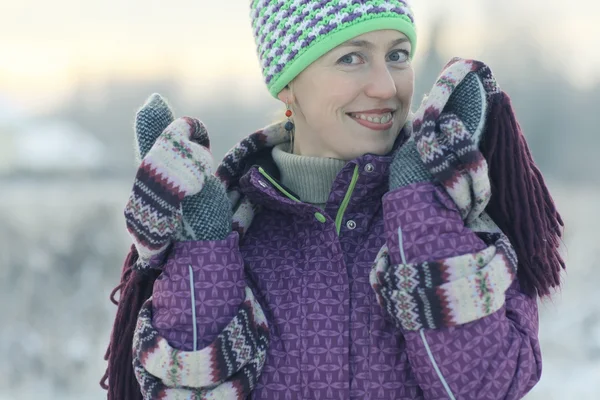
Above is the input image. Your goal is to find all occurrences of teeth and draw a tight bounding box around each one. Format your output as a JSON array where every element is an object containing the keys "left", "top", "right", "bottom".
[{"left": 352, "top": 112, "right": 392, "bottom": 124}]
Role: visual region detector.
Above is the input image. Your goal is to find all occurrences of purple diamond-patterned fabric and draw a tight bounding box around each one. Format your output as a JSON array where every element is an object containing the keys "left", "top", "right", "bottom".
[
  {"left": 382, "top": 182, "right": 487, "bottom": 265},
  {"left": 152, "top": 232, "right": 247, "bottom": 350},
  {"left": 148, "top": 147, "right": 541, "bottom": 399}
]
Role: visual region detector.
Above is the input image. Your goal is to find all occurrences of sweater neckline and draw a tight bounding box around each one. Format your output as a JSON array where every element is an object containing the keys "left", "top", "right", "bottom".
[{"left": 271, "top": 143, "right": 347, "bottom": 206}]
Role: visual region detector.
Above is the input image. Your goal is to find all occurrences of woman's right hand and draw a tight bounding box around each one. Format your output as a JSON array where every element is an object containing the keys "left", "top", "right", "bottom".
[
  {"left": 123, "top": 94, "right": 232, "bottom": 269},
  {"left": 125, "top": 93, "right": 240, "bottom": 349},
  {"left": 126, "top": 95, "right": 268, "bottom": 399}
]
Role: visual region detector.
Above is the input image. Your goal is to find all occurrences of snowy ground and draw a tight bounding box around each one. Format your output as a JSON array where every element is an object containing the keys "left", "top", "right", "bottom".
[
  {"left": 0, "top": 179, "right": 597, "bottom": 400},
  {"left": 525, "top": 184, "right": 600, "bottom": 400}
]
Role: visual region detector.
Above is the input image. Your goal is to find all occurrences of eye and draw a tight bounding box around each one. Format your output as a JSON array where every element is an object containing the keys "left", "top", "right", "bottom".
[
  {"left": 338, "top": 52, "right": 363, "bottom": 65},
  {"left": 387, "top": 49, "right": 410, "bottom": 63}
]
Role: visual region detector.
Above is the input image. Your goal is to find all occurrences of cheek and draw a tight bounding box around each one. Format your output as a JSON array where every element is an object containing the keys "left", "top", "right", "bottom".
[
  {"left": 301, "top": 76, "right": 358, "bottom": 118},
  {"left": 306, "top": 67, "right": 358, "bottom": 96},
  {"left": 395, "top": 70, "right": 415, "bottom": 99}
]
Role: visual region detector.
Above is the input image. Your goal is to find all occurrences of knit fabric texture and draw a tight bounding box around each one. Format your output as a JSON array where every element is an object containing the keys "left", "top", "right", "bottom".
[
  {"left": 129, "top": 59, "right": 530, "bottom": 398},
  {"left": 445, "top": 72, "right": 487, "bottom": 144},
  {"left": 271, "top": 143, "right": 347, "bottom": 207},
  {"left": 133, "top": 287, "right": 269, "bottom": 399},
  {"left": 388, "top": 71, "right": 488, "bottom": 190},
  {"left": 387, "top": 134, "right": 433, "bottom": 189},
  {"left": 250, "top": 0, "right": 417, "bottom": 97},
  {"left": 370, "top": 229, "right": 518, "bottom": 330},
  {"left": 134, "top": 94, "right": 175, "bottom": 165},
  {"left": 128, "top": 96, "right": 268, "bottom": 399},
  {"left": 124, "top": 95, "right": 232, "bottom": 270},
  {"left": 413, "top": 60, "right": 496, "bottom": 224},
  {"left": 369, "top": 58, "right": 518, "bottom": 331},
  {"left": 178, "top": 178, "right": 232, "bottom": 242}
]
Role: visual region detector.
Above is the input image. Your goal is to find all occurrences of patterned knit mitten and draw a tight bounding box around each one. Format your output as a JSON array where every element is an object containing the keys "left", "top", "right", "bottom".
[
  {"left": 124, "top": 94, "right": 232, "bottom": 268},
  {"left": 392, "top": 72, "right": 488, "bottom": 190},
  {"left": 415, "top": 68, "right": 491, "bottom": 223},
  {"left": 371, "top": 60, "right": 519, "bottom": 331},
  {"left": 385, "top": 62, "right": 496, "bottom": 265},
  {"left": 386, "top": 124, "right": 487, "bottom": 265}
]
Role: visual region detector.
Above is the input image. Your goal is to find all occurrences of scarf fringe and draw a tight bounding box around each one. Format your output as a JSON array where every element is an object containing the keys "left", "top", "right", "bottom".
[
  {"left": 480, "top": 92, "right": 565, "bottom": 298},
  {"left": 101, "top": 245, "right": 160, "bottom": 399}
]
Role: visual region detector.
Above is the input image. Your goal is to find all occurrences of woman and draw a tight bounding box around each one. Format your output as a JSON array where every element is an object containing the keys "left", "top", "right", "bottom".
[{"left": 102, "top": 1, "right": 565, "bottom": 399}]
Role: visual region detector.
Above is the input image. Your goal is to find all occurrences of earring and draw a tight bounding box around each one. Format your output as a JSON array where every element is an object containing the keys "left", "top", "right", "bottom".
[{"left": 284, "top": 100, "right": 295, "bottom": 154}]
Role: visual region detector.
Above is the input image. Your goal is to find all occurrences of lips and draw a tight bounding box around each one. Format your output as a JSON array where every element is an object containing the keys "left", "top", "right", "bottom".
[{"left": 347, "top": 109, "right": 396, "bottom": 131}]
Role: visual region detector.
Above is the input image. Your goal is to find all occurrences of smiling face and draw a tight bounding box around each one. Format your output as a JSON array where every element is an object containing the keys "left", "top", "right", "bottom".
[{"left": 277, "top": 29, "right": 415, "bottom": 160}]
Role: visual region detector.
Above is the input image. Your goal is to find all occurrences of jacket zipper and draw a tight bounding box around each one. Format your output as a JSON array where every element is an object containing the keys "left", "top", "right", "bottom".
[
  {"left": 259, "top": 164, "right": 364, "bottom": 398},
  {"left": 335, "top": 165, "right": 360, "bottom": 235},
  {"left": 258, "top": 164, "right": 360, "bottom": 235}
]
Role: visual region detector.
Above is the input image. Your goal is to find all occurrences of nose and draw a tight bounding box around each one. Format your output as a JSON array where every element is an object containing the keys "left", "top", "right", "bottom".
[{"left": 364, "top": 62, "right": 397, "bottom": 100}]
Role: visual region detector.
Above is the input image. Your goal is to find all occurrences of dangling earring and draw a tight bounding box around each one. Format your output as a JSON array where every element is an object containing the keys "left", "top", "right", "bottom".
[{"left": 284, "top": 100, "right": 295, "bottom": 154}]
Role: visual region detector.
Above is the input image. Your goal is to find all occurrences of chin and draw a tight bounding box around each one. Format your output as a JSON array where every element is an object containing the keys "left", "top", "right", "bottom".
[
  {"left": 362, "top": 135, "right": 396, "bottom": 155},
  {"left": 366, "top": 145, "right": 393, "bottom": 157}
]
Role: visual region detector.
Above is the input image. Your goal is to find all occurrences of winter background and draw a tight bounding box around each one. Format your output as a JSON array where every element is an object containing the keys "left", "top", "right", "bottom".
[{"left": 1, "top": 0, "right": 599, "bottom": 399}]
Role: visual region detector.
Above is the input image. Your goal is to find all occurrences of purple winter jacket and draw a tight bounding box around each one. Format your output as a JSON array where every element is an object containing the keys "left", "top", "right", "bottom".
[{"left": 145, "top": 139, "right": 541, "bottom": 399}]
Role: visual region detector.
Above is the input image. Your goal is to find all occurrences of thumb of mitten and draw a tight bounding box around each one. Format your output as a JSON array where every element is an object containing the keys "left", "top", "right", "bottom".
[
  {"left": 177, "top": 176, "right": 233, "bottom": 241},
  {"left": 443, "top": 71, "right": 487, "bottom": 146},
  {"left": 134, "top": 93, "right": 175, "bottom": 164},
  {"left": 388, "top": 138, "right": 434, "bottom": 190}
]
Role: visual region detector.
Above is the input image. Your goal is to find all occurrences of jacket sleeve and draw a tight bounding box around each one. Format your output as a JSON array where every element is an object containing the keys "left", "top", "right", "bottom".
[
  {"left": 373, "top": 182, "right": 541, "bottom": 400},
  {"left": 131, "top": 231, "right": 270, "bottom": 399}
]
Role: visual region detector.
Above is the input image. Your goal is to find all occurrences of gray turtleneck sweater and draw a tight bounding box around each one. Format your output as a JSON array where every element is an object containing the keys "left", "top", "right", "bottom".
[{"left": 271, "top": 143, "right": 347, "bottom": 209}]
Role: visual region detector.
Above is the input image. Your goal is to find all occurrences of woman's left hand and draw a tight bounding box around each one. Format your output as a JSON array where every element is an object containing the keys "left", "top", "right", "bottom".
[{"left": 371, "top": 59, "right": 518, "bottom": 331}]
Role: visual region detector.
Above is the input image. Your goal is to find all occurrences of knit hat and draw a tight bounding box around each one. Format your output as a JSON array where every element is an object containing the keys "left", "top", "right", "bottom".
[{"left": 250, "top": 0, "right": 417, "bottom": 97}]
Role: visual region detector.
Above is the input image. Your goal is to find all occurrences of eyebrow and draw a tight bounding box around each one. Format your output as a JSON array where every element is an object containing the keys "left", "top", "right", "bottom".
[{"left": 338, "top": 37, "right": 410, "bottom": 50}]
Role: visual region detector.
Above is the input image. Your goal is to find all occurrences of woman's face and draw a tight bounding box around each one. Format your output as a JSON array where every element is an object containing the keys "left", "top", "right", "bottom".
[{"left": 278, "top": 29, "right": 414, "bottom": 160}]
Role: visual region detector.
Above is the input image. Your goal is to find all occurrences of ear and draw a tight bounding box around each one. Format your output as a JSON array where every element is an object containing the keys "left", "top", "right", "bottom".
[{"left": 277, "top": 85, "right": 295, "bottom": 104}]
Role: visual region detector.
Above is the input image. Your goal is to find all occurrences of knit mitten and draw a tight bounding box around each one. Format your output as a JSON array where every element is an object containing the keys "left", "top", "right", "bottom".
[
  {"left": 385, "top": 133, "right": 487, "bottom": 267},
  {"left": 124, "top": 94, "right": 232, "bottom": 268},
  {"left": 388, "top": 135, "right": 433, "bottom": 190},
  {"left": 372, "top": 65, "right": 501, "bottom": 331},
  {"left": 387, "top": 68, "right": 491, "bottom": 263},
  {"left": 417, "top": 70, "right": 491, "bottom": 223},
  {"left": 126, "top": 95, "right": 269, "bottom": 399},
  {"left": 371, "top": 59, "right": 520, "bottom": 331}
]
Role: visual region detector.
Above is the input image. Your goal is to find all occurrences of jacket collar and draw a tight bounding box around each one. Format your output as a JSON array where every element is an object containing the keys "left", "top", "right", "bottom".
[
  {"left": 215, "top": 120, "right": 412, "bottom": 200},
  {"left": 215, "top": 121, "right": 412, "bottom": 235}
]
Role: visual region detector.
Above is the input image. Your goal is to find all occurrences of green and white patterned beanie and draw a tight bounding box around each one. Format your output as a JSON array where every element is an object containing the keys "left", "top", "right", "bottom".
[{"left": 250, "top": 0, "right": 417, "bottom": 98}]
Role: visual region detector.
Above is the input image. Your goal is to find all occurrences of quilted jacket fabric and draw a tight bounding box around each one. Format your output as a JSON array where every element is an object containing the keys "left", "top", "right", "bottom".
[{"left": 144, "top": 141, "right": 541, "bottom": 399}]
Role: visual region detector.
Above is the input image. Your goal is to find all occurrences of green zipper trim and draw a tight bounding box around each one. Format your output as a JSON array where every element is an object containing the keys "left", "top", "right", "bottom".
[
  {"left": 258, "top": 165, "right": 358, "bottom": 231},
  {"left": 258, "top": 167, "right": 301, "bottom": 202},
  {"left": 335, "top": 165, "right": 360, "bottom": 235}
]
